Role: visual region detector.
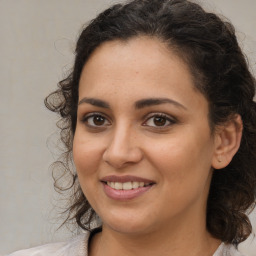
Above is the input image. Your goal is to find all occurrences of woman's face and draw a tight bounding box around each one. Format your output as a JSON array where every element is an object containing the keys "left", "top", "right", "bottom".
[{"left": 73, "top": 37, "right": 217, "bottom": 235}]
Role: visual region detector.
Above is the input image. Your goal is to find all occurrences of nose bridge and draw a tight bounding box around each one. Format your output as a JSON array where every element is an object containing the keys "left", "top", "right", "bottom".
[
  {"left": 113, "top": 121, "right": 132, "bottom": 148},
  {"left": 103, "top": 121, "right": 142, "bottom": 168}
]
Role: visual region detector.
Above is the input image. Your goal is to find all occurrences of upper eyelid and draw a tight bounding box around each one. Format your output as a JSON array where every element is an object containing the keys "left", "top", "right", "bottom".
[
  {"left": 81, "top": 111, "right": 110, "bottom": 120},
  {"left": 81, "top": 113, "right": 111, "bottom": 128},
  {"left": 80, "top": 111, "right": 177, "bottom": 124},
  {"left": 143, "top": 112, "right": 176, "bottom": 122}
]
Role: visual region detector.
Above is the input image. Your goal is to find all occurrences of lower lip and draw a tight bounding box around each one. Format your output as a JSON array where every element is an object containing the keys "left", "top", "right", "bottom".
[{"left": 102, "top": 183, "right": 153, "bottom": 200}]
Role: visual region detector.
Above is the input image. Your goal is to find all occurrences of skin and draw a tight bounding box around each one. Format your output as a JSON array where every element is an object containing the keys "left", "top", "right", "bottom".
[{"left": 73, "top": 37, "right": 242, "bottom": 256}]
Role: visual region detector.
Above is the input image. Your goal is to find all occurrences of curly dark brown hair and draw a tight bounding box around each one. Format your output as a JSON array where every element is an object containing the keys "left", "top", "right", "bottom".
[{"left": 45, "top": 0, "right": 256, "bottom": 245}]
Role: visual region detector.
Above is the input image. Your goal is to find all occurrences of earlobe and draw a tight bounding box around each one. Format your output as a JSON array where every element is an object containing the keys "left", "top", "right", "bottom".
[{"left": 212, "top": 115, "right": 243, "bottom": 170}]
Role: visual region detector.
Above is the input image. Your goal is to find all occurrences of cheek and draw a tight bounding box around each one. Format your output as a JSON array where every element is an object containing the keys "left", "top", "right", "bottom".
[
  {"left": 148, "top": 139, "right": 213, "bottom": 217},
  {"left": 73, "top": 133, "right": 103, "bottom": 176},
  {"left": 72, "top": 134, "right": 105, "bottom": 205},
  {"left": 147, "top": 130, "right": 214, "bottom": 188}
]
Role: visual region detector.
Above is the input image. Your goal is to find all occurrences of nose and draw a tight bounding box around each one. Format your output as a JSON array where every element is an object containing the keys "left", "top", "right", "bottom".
[{"left": 102, "top": 126, "right": 143, "bottom": 169}]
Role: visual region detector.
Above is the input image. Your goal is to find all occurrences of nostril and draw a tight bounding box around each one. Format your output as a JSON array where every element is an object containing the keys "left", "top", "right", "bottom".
[{"left": 102, "top": 143, "right": 143, "bottom": 169}]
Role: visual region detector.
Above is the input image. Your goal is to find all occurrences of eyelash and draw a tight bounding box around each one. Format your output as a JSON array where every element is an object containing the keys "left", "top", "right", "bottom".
[
  {"left": 81, "top": 112, "right": 176, "bottom": 129},
  {"left": 143, "top": 113, "right": 176, "bottom": 128},
  {"left": 81, "top": 112, "right": 111, "bottom": 128}
]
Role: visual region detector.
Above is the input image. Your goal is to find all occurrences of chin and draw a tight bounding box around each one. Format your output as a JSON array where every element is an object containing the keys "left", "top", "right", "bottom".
[
  {"left": 105, "top": 222, "right": 151, "bottom": 235},
  {"left": 100, "top": 210, "right": 158, "bottom": 235}
]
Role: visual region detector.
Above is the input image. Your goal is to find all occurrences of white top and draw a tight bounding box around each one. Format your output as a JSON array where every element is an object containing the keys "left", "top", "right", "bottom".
[
  {"left": 6, "top": 233, "right": 89, "bottom": 256},
  {"left": 6, "top": 231, "right": 245, "bottom": 256}
]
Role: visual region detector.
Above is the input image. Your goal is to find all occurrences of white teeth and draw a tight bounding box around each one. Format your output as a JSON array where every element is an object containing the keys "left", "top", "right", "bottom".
[
  {"left": 123, "top": 182, "right": 132, "bottom": 190},
  {"left": 132, "top": 181, "right": 139, "bottom": 189},
  {"left": 114, "top": 182, "right": 123, "bottom": 190},
  {"left": 106, "top": 181, "right": 148, "bottom": 190}
]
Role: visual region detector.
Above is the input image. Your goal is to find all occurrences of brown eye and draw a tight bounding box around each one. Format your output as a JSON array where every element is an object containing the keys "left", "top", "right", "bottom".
[
  {"left": 83, "top": 114, "right": 110, "bottom": 127},
  {"left": 143, "top": 114, "right": 175, "bottom": 128},
  {"left": 93, "top": 115, "right": 105, "bottom": 126},
  {"left": 153, "top": 116, "right": 167, "bottom": 126}
]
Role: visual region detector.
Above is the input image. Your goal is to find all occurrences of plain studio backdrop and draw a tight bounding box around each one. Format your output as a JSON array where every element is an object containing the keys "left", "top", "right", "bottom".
[{"left": 0, "top": 0, "right": 255, "bottom": 255}]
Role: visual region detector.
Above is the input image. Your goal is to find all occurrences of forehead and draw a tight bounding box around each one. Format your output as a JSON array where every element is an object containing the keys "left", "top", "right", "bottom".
[{"left": 78, "top": 36, "right": 207, "bottom": 112}]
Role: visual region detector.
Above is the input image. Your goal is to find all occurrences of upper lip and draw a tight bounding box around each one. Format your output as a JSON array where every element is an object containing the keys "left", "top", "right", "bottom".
[{"left": 101, "top": 175, "right": 155, "bottom": 184}]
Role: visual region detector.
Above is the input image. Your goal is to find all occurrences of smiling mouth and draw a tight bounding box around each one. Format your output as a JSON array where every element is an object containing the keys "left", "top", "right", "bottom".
[
  {"left": 104, "top": 181, "right": 153, "bottom": 190},
  {"left": 101, "top": 175, "right": 155, "bottom": 200}
]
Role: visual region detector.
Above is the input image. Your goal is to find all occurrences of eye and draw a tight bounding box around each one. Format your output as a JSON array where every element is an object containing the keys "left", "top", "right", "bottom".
[
  {"left": 143, "top": 114, "right": 175, "bottom": 127},
  {"left": 82, "top": 113, "right": 111, "bottom": 127}
]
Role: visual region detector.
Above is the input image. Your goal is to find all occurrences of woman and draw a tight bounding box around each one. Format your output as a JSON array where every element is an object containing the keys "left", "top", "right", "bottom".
[{"left": 9, "top": 0, "right": 256, "bottom": 255}]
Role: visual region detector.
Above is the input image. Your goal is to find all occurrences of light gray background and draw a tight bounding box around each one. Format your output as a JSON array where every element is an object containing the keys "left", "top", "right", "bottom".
[{"left": 0, "top": 0, "right": 256, "bottom": 255}]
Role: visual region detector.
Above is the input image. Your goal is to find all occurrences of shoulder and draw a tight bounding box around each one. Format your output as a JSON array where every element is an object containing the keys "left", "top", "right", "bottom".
[
  {"left": 214, "top": 243, "right": 246, "bottom": 256},
  {"left": 6, "top": 232, "right": 90, "bottom": 256}
]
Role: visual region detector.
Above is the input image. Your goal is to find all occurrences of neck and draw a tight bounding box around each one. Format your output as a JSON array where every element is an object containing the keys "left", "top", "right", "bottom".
[{"left": 89, "top": 216, "right": 221, "bottom": 256}]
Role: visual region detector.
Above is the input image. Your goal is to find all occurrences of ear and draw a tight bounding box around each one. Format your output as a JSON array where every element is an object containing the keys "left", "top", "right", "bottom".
[{"left": 212, "top": 115, "right": 243, "bottom": 169}]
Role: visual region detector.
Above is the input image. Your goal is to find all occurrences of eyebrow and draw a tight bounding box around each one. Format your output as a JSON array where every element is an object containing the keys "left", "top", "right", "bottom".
[
  {"left": 78, "top": 97, "right": 187, "bottom": 110},
  {"left": 78, "top": 98, "right": 110, "bottom": 108},
  {"left": 135, "top": 98, "right": 187, "bottom": 110}
]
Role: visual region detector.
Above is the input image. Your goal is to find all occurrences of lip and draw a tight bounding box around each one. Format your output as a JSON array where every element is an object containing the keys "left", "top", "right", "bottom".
[
  {"left": 102, "top": 182, "right": 154, "bottom": 200},
  {"left": 101, "top": 175, "right": 156, "bottom": 201},
  {"left": 101, "top": 175, "right": 155, "bottom": 184}
]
